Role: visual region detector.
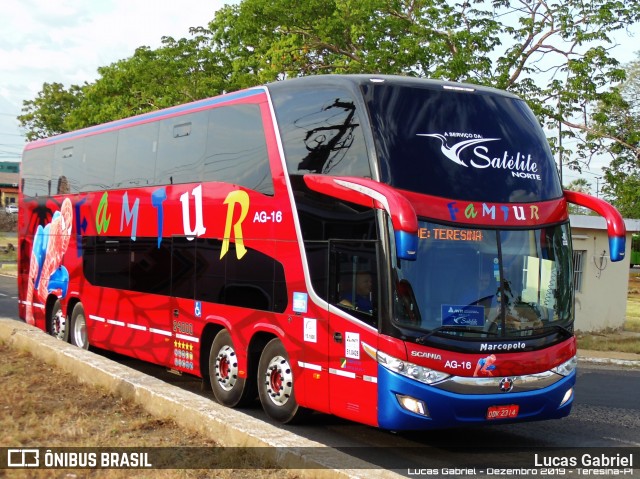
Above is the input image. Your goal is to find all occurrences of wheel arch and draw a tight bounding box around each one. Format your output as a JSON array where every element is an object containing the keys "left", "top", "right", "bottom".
[
  {"left": 44, "top": 294, "right": 60, "bottom": 321},
  {"left": 199, "top": 322, "right": 225, "bottom": 383}
]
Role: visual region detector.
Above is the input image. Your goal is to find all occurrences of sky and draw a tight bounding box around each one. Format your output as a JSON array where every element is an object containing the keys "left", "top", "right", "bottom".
[
  {"left": 0, "top": 0, "right": 638, "bottom": 195},
  {"left": 0, "top": 0, "right": 235, "bottom": 162}
]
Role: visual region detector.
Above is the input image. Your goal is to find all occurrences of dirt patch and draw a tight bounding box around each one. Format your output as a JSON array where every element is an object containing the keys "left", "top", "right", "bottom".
[{"left": 0, "top": 342, "right": 301, "bottom": 478}]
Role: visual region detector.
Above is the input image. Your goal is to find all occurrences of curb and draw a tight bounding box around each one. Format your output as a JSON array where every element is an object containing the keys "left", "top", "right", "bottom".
[
  {"left": 0, "top": 318, "right": 402, "bottom": 479},
  {"left": 577, "top": 355, "right": 640, "bottom": 368}
]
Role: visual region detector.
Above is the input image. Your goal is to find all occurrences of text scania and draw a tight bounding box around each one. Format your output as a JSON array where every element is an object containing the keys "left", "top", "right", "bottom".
[
  {"left": 411, "top": 351, "right": 442, "bottom": 360},
  {"left": 480, "top": 342, "right": 526, "bottom": 352}
]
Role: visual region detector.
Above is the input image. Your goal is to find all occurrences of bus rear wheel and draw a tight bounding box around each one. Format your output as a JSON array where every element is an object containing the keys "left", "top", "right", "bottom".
[
  {"left": 257, "top": 338, "right": 303, "bottom": 424},
  {"left": 209, "top": 329, "right": 255, "bottom": 407},
  {"left": 69, "top": 303, "right": 89, "bottom": 350},
  {"left": 47, "top": 299, "right": 68, "bottom": 342}
]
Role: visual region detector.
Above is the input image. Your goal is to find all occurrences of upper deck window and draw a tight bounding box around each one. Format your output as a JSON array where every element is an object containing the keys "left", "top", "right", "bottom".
[
  {"left": 363, "top": 83, "right": 562, "bottom": 203},
  {"left": 272, "top": 87, "right": 371, "bottom": 178},
  {"left": 21, "top": 103, "right": 273, "bottom": 195}
]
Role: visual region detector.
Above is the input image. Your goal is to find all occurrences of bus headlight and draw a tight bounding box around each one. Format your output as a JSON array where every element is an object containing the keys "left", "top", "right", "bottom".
[
  {"left": 377, "top": 350, "right": 450, "bottom": 385},
  {"left": 551, "top": 356, "right": 577, "bottom": 377}
]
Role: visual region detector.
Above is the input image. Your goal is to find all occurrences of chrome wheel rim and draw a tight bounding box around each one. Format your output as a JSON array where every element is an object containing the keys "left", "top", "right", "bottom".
[
  {"left": 215, "top": 345, "right": 238, "bottom": 392},
  {"left": 264, "top": 355, "right": 293, "bottom": 406}
]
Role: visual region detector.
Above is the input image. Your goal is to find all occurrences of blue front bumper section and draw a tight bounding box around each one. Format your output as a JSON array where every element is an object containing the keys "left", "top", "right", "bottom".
[{"left": 377, "top": 366, "right": 575, "bottom": 430}]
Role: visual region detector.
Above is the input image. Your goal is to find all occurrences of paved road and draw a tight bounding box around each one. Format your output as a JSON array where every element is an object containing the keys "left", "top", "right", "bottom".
[{"left": 1, "top": 274, "right": 638, "bottom": 474}]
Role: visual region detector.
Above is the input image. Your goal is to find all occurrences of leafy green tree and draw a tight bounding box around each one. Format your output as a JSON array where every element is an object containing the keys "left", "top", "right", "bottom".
[
  {"left": 19, "top": 33, "right": 232, "bottom": 136},
  {"left": 204, "top": 0, "right": 640, "bottom": 175},
  {"left": 564, "top": 178, "right": 593, "bottom": 215},
  {"left": 18, "top": 82, "right": 82, "bottom": 141},
  {"left": 65, "top": 34, "right": 233, "bottom": 130},
  {"left": 19, "top": 0, "right": 640, "bottom": 175},
  {"left": 589, "top": 53, "right": 640, "bottom": 218}
]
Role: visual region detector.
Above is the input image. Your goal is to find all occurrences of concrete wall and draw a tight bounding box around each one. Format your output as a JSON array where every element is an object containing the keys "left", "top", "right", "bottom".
[{"left": 571, "top": 225, "right": 631, "bottom": 332}]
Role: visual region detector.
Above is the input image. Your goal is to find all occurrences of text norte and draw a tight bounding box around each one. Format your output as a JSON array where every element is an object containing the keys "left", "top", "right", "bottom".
[{"left": 88, "top": 185, "right": 249, "bottom": 260}]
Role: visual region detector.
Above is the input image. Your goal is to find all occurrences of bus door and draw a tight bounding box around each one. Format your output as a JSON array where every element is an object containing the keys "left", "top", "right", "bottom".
[
  {"left": 327, "top": 240, "right": 380, "bottom": 426},
  {"left": 169, "top": 236, "right": 198, "bottom": 370}
]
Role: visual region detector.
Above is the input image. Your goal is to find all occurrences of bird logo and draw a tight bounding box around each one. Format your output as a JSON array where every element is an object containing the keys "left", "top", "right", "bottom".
[{"left": 417, "top": 133, "right": 500, "bottom": 167}]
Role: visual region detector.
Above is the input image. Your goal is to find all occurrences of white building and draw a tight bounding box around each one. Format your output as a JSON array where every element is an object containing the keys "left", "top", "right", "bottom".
[{"left": 570, "top": 215, "right": 640, "bottom": 332}]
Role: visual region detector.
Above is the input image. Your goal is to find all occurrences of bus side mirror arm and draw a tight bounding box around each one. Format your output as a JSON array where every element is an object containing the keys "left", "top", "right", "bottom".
[
  {"left": 563, "top": 189, "right": 626, "bottom": 262},
  {"left": 303, "top": 175, "right": 419, "bottom": 260}
]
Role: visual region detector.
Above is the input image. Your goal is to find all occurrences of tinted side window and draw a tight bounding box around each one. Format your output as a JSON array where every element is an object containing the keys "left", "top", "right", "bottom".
[
  {"left": 83, "top": 235, "right": 287, "bottom": 313},
  {"left": 129, "top": 238, "right": 172, "bottom": 295},
  {"left": 53, "top": 141, "right": 83, "bottom": 194},
  {"left": 171, "top": 237, "right": 196, "bottom": 299},
  {"left": 272, "top": 88, "right": 371, "bottom": 178},
  {"left": 22, "top": 146, "right": 53, "bottom": 197},
  {"left": 195, "top": 239, "right": 225, "bottom": 304},
  {"left": 156, "top": 111, "right": 209, "bottom": 185},
  {"left": 82, "top": 131, "right": 117, "bottom": 191},
  {"left": 114, "top": 122, "right": 159, "bottom": 188},
  {"left": 204, "top": 104, "right": 273, "bottom": 195},
  {"left": 92, "top": 237, "right": 130, "bottom": 290}
]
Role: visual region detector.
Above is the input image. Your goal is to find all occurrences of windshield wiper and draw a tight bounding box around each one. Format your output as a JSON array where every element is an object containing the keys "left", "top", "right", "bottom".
[
  {"left": 416, "top": 325, "right": 498, "bottom": 344},
  {"left": 535, "top": 324, "right": 574, "bottom": 338}
]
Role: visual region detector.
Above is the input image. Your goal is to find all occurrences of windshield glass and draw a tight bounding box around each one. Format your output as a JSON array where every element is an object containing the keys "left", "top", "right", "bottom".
[
  {"left": 363, "top": 83, "right": 563, "bottom": 203},
  {"left": 393, "top": 221, "right": 573, "bottom": 339}
]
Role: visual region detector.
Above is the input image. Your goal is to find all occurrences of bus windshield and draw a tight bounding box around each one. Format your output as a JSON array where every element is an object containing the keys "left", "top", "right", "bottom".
[
  {"left": 393, "top": 222, "right": 574, "bottom": 340},
  {"left": 363, "top": 82, "right": 563, "bottom": 203}
]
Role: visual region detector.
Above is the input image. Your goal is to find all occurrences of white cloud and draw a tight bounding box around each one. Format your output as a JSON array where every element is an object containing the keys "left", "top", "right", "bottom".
[
  {"left": 1, "top": 0, "right": 638, "bottom": 166},
  {"left": 0, "top": 0, "right": 235, "bottom": 153},
  {"left": 1, "top": 0, "right": 233, "bottom": 109}
]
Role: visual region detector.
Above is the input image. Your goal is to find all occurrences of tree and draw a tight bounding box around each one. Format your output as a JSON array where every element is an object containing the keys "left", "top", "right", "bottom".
[
  {"left": 204, "top": 0, "right": 640, "bottom": 168},
  {"left": 18, "top": 82, "right": 83, "bottom": 141},
  {"left": 19, "top": 0, "right": 640, "bottom": 170},
  {"left": 19, "top": 33, "right": 232, "bottom": 136},
  {"left": 591, "top": 53, "right": 640, "bottom": 218},
  {"left": 564, "top": 178, "right": 593, "bottom": 215}
]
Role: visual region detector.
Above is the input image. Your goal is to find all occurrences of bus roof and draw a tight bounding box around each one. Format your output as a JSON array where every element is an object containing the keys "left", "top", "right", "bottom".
[
  {"left": 265, "top": 74, "right": 521, "bottom": 99},
  {"left": 24, "top": 74, "right": 523, "bottom": 153},
  {"left": 24, "top": 87, "right": 267, "bottom": 151}
]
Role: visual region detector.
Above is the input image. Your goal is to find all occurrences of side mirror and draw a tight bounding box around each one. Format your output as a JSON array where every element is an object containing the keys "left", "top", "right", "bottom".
[
  {"left": 304, "top": 175, "right": 418, "bottom": 260},
  {"left": 564, "top": 190, "right": 626, "bottom": 262}
]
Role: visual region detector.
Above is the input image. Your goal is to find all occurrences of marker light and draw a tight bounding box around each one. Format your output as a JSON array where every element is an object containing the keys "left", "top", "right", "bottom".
[
  {"left": 551, "top": 356, "right": 577, "bottom": 377},
  {"left": 377, "top": 350, "right": 450, "bottom": 385},
  {"left": 396, "top": 394, "right": 429, "bottom": 416}
]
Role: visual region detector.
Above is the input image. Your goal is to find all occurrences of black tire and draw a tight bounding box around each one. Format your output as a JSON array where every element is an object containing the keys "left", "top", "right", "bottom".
[
  {"left": 257, "top": 338, "right": 304, "bottom": 424},
  {"left": 47, "top": 299, "right": 68, "bottom": 342},
  {"left": 69, "top": 303, "right": 89, "bottom": 350},
  {"left": 209, "top": 329, "right": 255, "bottom": 407}
]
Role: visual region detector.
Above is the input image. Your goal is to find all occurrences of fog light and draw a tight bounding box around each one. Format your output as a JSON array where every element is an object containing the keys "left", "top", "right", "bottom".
[
  {"left": 396, "top": 394, "right": 429, "bottom": 417},
  {"left": 560, "top": 388, "right": 573, "bottom": 407}
]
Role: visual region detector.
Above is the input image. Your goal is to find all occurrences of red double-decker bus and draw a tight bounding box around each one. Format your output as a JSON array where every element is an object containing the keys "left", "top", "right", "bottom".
[{"left": 18, "top": 75, "right": 625, "bottom": 429}]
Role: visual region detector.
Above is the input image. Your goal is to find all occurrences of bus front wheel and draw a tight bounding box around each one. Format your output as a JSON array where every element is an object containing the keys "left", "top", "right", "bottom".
[
  {"left": 257, "top": 338, "right": 303, "bottom": 424},
  {"left": 69, "top": 303, "right": 89, "bottom": 350},
  {"left": 209, "top": 329, "right": 255, "bottom": 407}
]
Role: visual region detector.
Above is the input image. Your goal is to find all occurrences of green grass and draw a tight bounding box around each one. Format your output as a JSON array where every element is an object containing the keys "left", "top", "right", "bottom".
[
  {"left": 576, "top": 333, "right": 640, "bottom": 354},
  {"left": 0, "top": 233, "right": 17, "bottom": 262},
  {"left": 626, "top": 300, "right": 640, "bottom": 332},
  {"left": 0, "top": 263, "right": 16, "bottom": 274},
  {"left": 576, "top": 296, "right": 640, "bottom": 354}
]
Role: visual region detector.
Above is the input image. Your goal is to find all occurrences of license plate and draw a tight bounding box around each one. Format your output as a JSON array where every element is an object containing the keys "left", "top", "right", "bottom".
[{"left": 486, "top": 404, "right": 519, "bottom": 420}]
